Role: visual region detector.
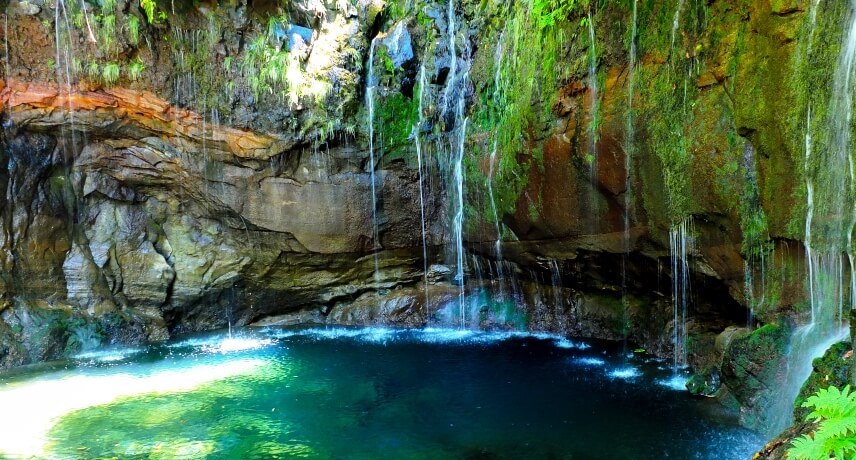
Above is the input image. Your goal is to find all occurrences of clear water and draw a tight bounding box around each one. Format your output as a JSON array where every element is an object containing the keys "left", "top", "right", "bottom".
[{"left": 0, "top": 328, "right": 763, "bottom": 459}]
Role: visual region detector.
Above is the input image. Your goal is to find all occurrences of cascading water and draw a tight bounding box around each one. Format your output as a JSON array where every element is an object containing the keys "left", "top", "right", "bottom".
[
  {"left": 451, "top": 99, "right": 469, "bottom": 328},
  {"left": 440, "top": 0, "right": 471, "bottom": 328},
  {"left": 772, "top": 0, "right": 856, "bottom": 435},
  {"left": 586, "top": 11, "right": 599, "bottom": 185},
  {"left": 487, "top": 30, "right": 507, "bottom": 296},
  {"left": 622, "top": 0, "right": 638, "bottom": 340},
  {"left": 741, "top": 142, "right": 766, "bottom": 326},
  {"left": 669, "top": 218, "right": 693, "bottom": 372},
  {"left": 670, "top": 0, "right": 686, "bottom": 54},
  {"left": 415, "top": 65, "right": 430, "bottom": 305},
  {"left": 549, "top": 259, "right": 563, "bottom": 311},
  {"left": 365, "top": 38, "right": 382, "bottom": 288}
]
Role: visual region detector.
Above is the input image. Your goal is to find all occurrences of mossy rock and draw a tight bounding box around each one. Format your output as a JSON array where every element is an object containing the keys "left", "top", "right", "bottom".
[
  {"left": 792, "top": 341, "right": 853, "bottom": 423},
  {"left": 687, "top": 367, "right": 722, "bottom": 397},
  {"left": 720, "top": 323, "right": 791, "bottom": 430}
]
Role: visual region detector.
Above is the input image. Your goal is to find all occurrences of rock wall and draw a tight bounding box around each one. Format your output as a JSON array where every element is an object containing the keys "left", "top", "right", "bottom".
[{"left": 0, "top": 0, "right": 854, "bottom": 445}]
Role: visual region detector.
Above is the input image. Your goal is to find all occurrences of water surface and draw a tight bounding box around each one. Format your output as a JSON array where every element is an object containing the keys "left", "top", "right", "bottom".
[{"left": 0, "top": 327, "right": 764, "bottom": 459}]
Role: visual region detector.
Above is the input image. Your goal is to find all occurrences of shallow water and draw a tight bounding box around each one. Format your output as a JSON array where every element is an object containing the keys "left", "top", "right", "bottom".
[{"left": 0, "top": 327, "right": 764, "bottom": 459}]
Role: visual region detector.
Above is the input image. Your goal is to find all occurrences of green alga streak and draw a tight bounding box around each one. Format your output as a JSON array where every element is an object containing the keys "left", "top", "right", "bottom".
[
  {"left": 632, "top": 0, "right": 714, "bottom": 227},
  {"left": 465, "top": 1, "right": 590, "bottom": 228},
  {"left": 636, "top": 63, "right": 696, "bottom": 225},
  {"left": 373, "top": 92, "right": 420, "bottom": 164}
]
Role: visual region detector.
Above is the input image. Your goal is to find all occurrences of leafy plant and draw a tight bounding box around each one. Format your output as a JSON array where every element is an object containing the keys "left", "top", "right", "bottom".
[
  {"left": 140, "top": 0, "right": 157, "bottom": 23},
  {"left": 86, "top": 62, "right": 100, "bottom": 80},
  {"left": 127, "top": 15, "right": 141, "bottom": 45},
  {"left": 98, "top": 13, "right": 117, "bottom": 50},
  {"left": 532, "top": 0, "right": 589, "bottom": 30},
  {"left": 101, "top": 62, "right": 120, "bottom": 86},
  {"left": 788, "top": 386, "right": 856, "bottom": 460},
  {"left": 127, "top": 57, "right": 145, "bottom": 81}
]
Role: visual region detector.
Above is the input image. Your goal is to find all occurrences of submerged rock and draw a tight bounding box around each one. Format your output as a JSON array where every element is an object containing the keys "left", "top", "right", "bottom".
[{"left": 687, "top": 368, "right": 721, "bottom": 397}]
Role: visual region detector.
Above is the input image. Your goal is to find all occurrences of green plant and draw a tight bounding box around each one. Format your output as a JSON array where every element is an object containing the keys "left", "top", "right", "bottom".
[
  {"left": 101, "top": 62, "right": 120, "bottom": 86},
  {"left": 86, "top": 62, "right": 100, "bottom": 79},
  {"left": 532, "top": 0, "right": 588, "bottom": 30},
  {"left": 99, "top": 13, "right": 116, "bottom": 50},
  {"left": 127, "top": 57, "right": 145, "bottom": 81},
  {"left": 241, "top": 23, "right": 292, "bottom": 101},
  {"left": 788, "top": 386, "right": 856, "bottom": 460},
  {"left": 140, "top": 0, "right": 157, "bottom": 23},
  {"left": 127, "top": 15, "right": 141, "bottom": 45}
]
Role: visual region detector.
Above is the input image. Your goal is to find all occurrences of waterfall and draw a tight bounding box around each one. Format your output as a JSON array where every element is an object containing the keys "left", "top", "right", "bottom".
[
  {"left": 622, "top": 0, "right": 638, "bottom": 338},
  {"left": 452, "top": 102, "right": 469, "bottom": 328},
  {"left": 439, "top": 0, "right": 470, "bottom": 328},
  {"left": 670, "top": 0, "right": 685, "bottom": 54},
  {"left": 669, "top": 218, "right": 693, "bottom": 372},
  {"left": 587, "top": 11, "right": 599, "bottom": 182},
  {"left": 742, "top": 142, "right": 766, "bottom": 325},
  {"left": 549, "top": 259, "right": 563, "bottom": 311},
  {"left": 488, "top": 31, "right": 506, "bottom": 295},
  {"left": 415, "top": 65, "right": 430, "bottom": 307},
  {"left": 365, "top": 38, "right": 381, "bottom": 288},
  {"left": 442, "top": 0, "right": 458, "bottom": 115},
  {"left": 803, "top": 0, "right": 856, "bottom": 357},
  {"left": 773, "top": 0, "right": 856, "bottom": 435}
]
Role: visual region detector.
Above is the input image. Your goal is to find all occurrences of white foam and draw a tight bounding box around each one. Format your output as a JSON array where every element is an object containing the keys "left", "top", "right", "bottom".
[
  {"left": 262, "top": 327, "right": 589, "bottom": 350},
  {"left": 0, "top": 358, "right": 266, "bottom": 458},
  {"left": 73, "top": 348, "right": 142, "bottom": 363},
  {"left": 168, "top": 335, "right": 273, "bottom": 353},
  {"left": 576, "top": 357, "right": 607, "bottom": 366},
  {"left": 211, "top": 337, "right": 273, "bottom": 353},
  {"left": 657, "top": 375, "right": 689, "bottom": 391},
  {"left": 608, "top": 367, "right": 642, "bottom": 380}
]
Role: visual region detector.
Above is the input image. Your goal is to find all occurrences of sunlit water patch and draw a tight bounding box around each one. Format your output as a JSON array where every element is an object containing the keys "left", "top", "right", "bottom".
[
  {"left": 0, "top": 327, "right": 764, "bottom": 459},
  {"left": 0, "top": 356, "right": 266, "bottom": 457}
]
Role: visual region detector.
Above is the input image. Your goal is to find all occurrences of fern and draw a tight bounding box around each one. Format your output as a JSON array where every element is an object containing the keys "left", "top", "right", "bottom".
[
  {"left": 127, "top": 57, "right": 145, "bottom": 81},
  {"left": 140, "top": 0, "right": 156, "bottom": 23},
  {"left": 101, "top": 63, "right": 120, "bottom": 86},
  {"left": 788, "top": 386, "right": 856, "bottom": 460},
  {"left": 532, "top": 0, "right": 589, "bottom": 30},
  {"left": 127, "top": 15, "right": 141, "bottom": 45}
]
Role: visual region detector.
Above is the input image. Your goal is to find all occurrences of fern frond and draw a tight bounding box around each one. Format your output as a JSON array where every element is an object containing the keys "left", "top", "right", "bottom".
[{"left": 790, "top": 386, "right": 856, "bottom": 460}]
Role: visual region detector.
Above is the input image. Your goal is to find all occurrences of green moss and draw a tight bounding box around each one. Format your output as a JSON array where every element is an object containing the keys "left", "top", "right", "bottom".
[
  {"left": 374, "top": 92, "right": 420, "bottom": 163},
  {"left": 464, "top": 0, "right": 592, "bottom": 228},
  {"left": 793, "top": 341, "right": 853, "bottom": 423}
]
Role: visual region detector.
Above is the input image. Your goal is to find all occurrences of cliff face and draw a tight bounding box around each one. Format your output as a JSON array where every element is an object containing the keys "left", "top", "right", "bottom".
[
  {"left": 0, "top": 0, "right": 438, "bottom": 367},
  {"left": 0, "top": 0, "right": 852, "bottom": 442}
]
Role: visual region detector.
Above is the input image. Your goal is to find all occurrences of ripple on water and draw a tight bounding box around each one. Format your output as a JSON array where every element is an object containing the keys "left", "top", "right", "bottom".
[
  {"left": 263, "top": 327, "right": 591, "bottom": 350},
  {"left": 73, "top": 348, "right": 143, "bottom": 363},
  {"left": 0, "top": 327, "right": 763, "bottom": 459}
]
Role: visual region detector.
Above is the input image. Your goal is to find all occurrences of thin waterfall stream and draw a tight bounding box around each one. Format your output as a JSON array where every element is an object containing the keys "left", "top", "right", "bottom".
[
  {"left": 669, "top": 218, "right": 693, "bottom": 374},
  {"left": 366, "top": 37, "right": 382, "bottom": 289},
  {"left": 415, "top": 64, "right": 430, "bottom": 307}
]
